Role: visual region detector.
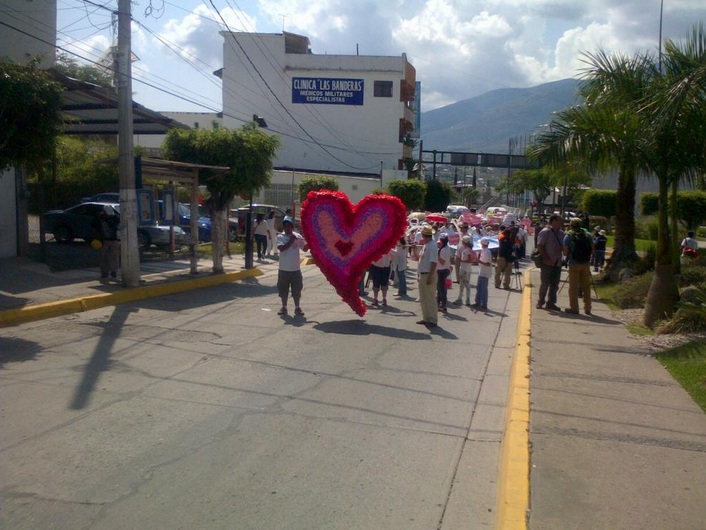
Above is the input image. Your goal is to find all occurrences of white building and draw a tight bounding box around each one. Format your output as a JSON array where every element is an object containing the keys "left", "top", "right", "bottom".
[
  {"left": 219, "top": 31, "right": 417, "bottom": 178},
  {"left": 134, "top": 111, "right": 223, "bottom": 155}
]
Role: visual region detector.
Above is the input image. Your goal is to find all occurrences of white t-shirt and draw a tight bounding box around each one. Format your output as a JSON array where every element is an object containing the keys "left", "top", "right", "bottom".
[
  {"left": 459, "top": 246, "right": 474, "bottom": 272},
  {"left": 681, "top": 237, "right": 698, "bottom": 251},
  {"left": 277, "top": 231, "right": 306, "bottom": 271},
  {"left": 372, "top": 250, "right": 394, "bottom": 268},
  {"left": 478, "top": 248, "right": 493, "bottom": 278},
  {"left": 437, "top": 245, "right": 453, "bottom": 271},
  {"left": 254, "top": 219, "right": 269, "bottom": 236}
]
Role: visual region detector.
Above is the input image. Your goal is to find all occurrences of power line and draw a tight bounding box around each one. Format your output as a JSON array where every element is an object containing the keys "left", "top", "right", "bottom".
[{"left": 207, "top": 0, "right": 380, "bottom": 170}]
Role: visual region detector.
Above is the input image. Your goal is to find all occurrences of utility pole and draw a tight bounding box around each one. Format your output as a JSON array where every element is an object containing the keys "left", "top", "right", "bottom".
[{"left": 117, "top": 0, "right": 139, "bottom": 287}]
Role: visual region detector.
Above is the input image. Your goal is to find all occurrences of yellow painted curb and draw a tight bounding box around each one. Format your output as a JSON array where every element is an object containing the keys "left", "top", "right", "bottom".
[
  {"left": 495, "top": 269, "right": 533, "bottom": 530},
  {"left": 0, "top": 268, "right": 263, "bottom": 328}
]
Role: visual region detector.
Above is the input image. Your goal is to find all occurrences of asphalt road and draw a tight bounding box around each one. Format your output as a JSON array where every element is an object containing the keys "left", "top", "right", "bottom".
[{"left": 0, "top": 264, "right": 522, "bottom": 529}]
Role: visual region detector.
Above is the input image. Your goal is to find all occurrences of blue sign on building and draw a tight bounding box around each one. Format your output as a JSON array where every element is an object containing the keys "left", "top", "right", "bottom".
[{"left": 292, "top": 77, "right": 364, "bottom": 105}]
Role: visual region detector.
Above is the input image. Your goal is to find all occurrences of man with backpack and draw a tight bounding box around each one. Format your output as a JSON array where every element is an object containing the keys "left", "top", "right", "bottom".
[{"left": 563, "top": 217, "right": 594, "bottom": 315}]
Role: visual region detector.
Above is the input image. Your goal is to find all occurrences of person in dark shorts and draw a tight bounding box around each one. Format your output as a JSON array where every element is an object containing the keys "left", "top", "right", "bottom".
[
  {"left": 276, "top": 217, "right": 308, "bottom": 316},
  {"left": 369, "top": 249, "right": 394, "bottom": 307}
]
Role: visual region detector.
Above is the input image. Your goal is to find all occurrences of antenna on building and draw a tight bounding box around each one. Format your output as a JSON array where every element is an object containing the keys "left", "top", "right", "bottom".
[{"left": 356, "top": 44, "right": 359, "bottom": 56}]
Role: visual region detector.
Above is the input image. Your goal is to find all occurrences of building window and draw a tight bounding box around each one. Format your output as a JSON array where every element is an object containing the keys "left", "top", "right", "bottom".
[{"left": 374, "top": 81, "right": 393, "bottom": 97}]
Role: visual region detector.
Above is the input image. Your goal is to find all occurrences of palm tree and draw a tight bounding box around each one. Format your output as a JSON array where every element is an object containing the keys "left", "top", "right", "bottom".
[
  {"left": 641, "top": 23, "right": 706, "bottom": 326},
  {"left": 530, "top": 51, "right": 657, "bottom": 278}
]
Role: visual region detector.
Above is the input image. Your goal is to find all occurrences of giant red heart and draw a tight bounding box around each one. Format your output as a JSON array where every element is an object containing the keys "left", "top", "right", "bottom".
[{"left": 300, "top": 191, "right": 408, "bottom": 316}]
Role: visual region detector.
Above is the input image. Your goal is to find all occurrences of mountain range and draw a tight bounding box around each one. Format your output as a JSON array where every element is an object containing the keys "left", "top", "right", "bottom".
[{"left": 420, "top": 78, "right": 582, "bottom": 154}]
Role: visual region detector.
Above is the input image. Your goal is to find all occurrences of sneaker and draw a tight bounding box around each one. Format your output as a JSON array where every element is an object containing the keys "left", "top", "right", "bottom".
[
  {"left": 416, "top": 320, "right": 428, "bottom": 325},
  {"left": 564, "top": 308, "right": 579, "bottom": 314},
  {"left": 277, "top": 307, "right": 288, "bottom": 316},
  {"left": 381, "top": 299, "right": 387, "bottom": 306},
  {"left": 424, "top": 322, "right": 438, "bottom": 328},
  {"left": 453, "top": 299, "right": 463, "bottom": 305},
  {"left": 294, "top": 307, "right": 305, "bottom": 316},
  {"left": 372, "top": 300, "right": 379, "bottom": 308},
  {"left": 545, "top": 303, "right": 560, "bottom": 311},
  {"left": 536, "top": 302, "right": 545, "bottom": 309}
]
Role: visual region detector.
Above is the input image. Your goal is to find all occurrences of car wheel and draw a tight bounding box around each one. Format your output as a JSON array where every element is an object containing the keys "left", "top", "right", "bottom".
[
  {"left": 53, "top": 225, "right": 73, "bottom": 243},
  {"left": 137, "top": 230, "right": 152, "bottom": 250}
]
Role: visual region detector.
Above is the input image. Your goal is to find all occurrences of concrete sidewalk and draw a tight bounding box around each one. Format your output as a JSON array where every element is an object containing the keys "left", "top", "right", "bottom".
[
  {"left": 0, "top": 255, "right": 268, "bottom": 327},
  {"left": 527, "top": 268, "right": 706, "bottom": 529}
]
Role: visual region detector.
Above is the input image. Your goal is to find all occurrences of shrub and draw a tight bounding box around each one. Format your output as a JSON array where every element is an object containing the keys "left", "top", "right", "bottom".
[
  {"left": 632, "top": 244, "right": 657, "bottom": 276},
  {"left": 612, "top": 271, "right": 653, "bottom": 309},
  {"left": 589, "top": 215, "right": 609, "bottom": 233},
  {"left": 679, "top": 261, "right": 706, "bottom": 288},
  {"left": 634, "top": 217, "right": 658, "bottom": 241},
  {"left": 657, "top": 286, "right": 706, "bottom": 334}
]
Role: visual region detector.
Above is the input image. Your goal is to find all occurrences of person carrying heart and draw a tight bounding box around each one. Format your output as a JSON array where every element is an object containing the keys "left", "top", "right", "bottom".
[{"left": 276, "top": 216, "right": 309, "bottom": 317}]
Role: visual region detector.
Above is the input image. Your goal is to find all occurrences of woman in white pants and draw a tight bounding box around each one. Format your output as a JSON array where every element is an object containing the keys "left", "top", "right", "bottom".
[{"left": 266, "top": 210, "right": 278, "bottom": 257}]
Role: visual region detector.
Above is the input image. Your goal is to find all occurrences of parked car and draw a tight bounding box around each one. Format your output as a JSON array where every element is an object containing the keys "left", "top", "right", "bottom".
[
  {"left": 155, "top": 201, "right": 240, "bottom": 242},
  {"left": 43, "top": 202, "right": 187, "bottom": 250}
]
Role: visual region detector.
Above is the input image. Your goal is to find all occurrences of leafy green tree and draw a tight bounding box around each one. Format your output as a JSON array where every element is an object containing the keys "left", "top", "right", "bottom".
[
  {"left": 424, "top": 180, "right": 452, "bottom": 212},
  {"left": 1, "top": 58, "right": 64, "bottom": 252},
  {"left": 28, "top": 136, "right": 119, "bottom": 211},
  {"left": 297, "top": 174, "right": 338, "bottom": 202},
  {"left": 499, "top": 168, "right": 552, "bottom": 212},
  {"left": 55, "top": 52, "right": 113, "bottom": 87},
  {"left": 164, "top": 125, "right": 280, "bottom": 272},
  {"left": 387, "top": 179, "right": 426, "bottom": 211},
  {"left": 461, "top": 187, "right": 479, "bottom": 208},
  {"left": 0, "top": 59, "right": 63, "bottom": 171}
]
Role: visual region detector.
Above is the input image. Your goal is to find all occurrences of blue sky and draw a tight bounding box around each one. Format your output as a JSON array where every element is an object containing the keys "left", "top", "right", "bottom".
[{"left": 56, "top": 0, "right": 706, "bottom": 113}]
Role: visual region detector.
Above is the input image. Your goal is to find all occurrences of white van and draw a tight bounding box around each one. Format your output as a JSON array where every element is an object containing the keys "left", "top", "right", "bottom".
[{"left": 485, "top": 207, "right": 507, "bottom": 217}]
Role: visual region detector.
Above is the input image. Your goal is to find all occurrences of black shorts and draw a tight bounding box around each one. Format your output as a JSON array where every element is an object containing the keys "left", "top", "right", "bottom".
[
  {"left": 278, "top": 269, "right": 303, "bottom": 299},
  {"left": 369, "top": 265, "right": 391, "bottom": 288}
]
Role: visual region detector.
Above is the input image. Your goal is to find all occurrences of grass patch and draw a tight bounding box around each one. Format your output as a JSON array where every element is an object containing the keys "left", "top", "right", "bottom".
[
  {"left": 188, "top": 241, "right": 246, "bottom": 258},
  {"left": 593, "top": 282, "right": 621, "bottom": 311},
  {"left": 657, "top": 340, "right": 706, "bottom": 414},
  {"left": 625, "top": 321, "right": 653, "bottom": 336},
  {"left": 605, "top": 235, "right": 656, "bottom": 252}
]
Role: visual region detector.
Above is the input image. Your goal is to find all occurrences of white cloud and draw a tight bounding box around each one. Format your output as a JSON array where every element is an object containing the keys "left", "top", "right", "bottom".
[
  {"left": 58, "top": 0, "right": 706, "bottom": 112},
  {"left": 155, "top": 5, "right": 257, "bottom": 68}
]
